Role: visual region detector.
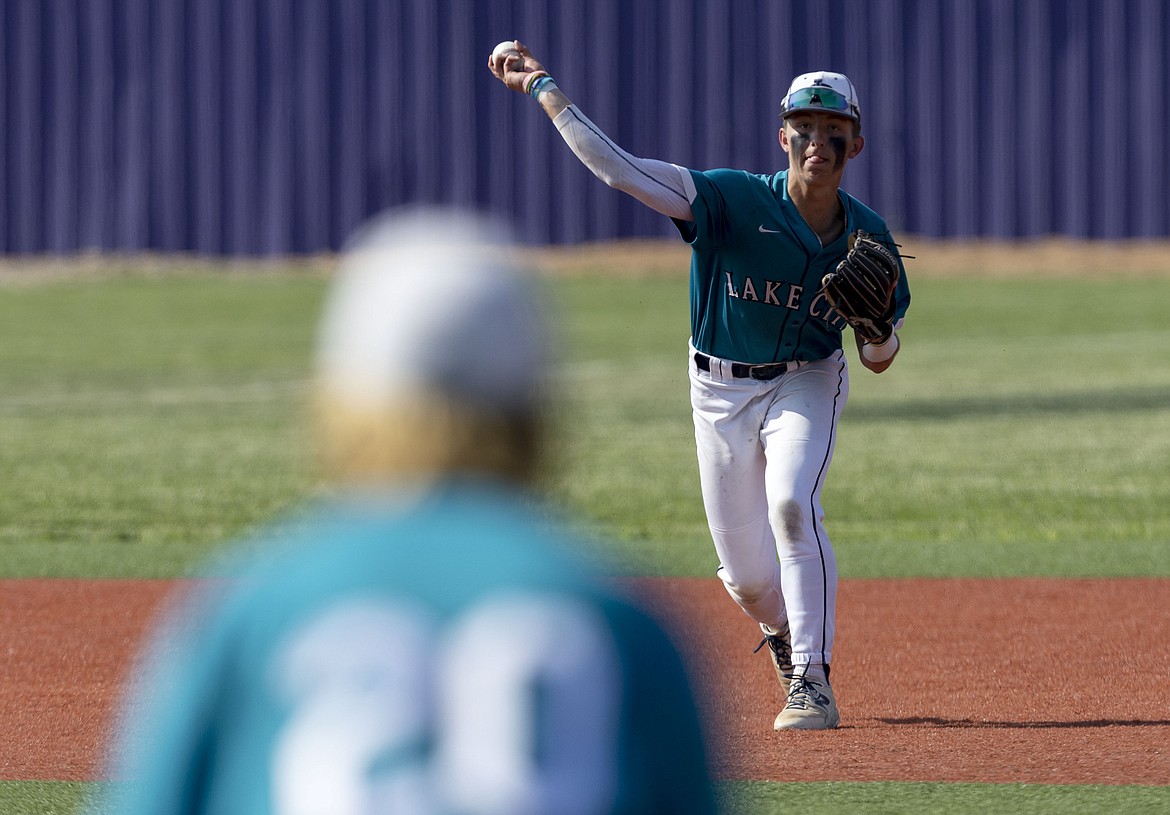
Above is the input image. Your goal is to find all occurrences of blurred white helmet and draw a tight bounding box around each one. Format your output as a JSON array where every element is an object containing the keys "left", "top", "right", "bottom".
[
  {"left": 780, "top": 71, "right": 861, "bottom": 123},
  {"left": 317, "top": 207, "right": 548, "bottom": 417}
]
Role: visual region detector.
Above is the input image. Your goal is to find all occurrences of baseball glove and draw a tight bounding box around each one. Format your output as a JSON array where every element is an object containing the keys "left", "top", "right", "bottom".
[{"left": 821, "top": 232, "right": 900, "bottom": 344}]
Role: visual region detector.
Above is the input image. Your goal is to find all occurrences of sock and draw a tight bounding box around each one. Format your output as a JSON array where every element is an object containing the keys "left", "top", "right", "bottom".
[{"left": 797, "top": 662, "right": 828, "bottom": 683}]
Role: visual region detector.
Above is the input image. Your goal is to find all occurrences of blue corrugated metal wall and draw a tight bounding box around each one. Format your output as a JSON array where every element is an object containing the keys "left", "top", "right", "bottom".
[{"left": 1, "top": 0, "right": 1167, "bottom": 254}]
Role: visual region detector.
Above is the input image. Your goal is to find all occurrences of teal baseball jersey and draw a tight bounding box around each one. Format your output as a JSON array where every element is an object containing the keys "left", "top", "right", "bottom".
[
  {"left": 675, "top": 168, "right": 911, "bottom": 364},
  {"left": 103, "top": 483, "right": 715, "bottom": 815}
]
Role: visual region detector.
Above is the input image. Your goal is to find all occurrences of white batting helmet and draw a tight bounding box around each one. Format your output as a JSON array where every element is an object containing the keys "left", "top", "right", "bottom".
[{"left": 780, "top": 71, "right": 861, "bottom": 123}]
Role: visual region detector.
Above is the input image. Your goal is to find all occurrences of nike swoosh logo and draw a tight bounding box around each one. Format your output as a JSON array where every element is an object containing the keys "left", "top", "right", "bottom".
[{"left": 759, "top": 225, "right": 782, "bottom": 233}]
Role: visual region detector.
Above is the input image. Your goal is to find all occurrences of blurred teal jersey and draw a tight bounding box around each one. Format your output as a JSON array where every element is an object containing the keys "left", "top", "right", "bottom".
[
  {"left": 675, "top": 168, "right": 911, "bottom": 364},
  {"left": 104, "top": 482, "right": 715, "bottom": 815}
]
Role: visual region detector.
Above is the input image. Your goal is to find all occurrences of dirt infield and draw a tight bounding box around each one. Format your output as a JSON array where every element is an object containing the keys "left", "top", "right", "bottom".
[
  {"left": 634, "top": 577, "right": 1170, "bottom": 785},
  {"left": 2, "top": 577, "right": 1168, "bottom": 784}
]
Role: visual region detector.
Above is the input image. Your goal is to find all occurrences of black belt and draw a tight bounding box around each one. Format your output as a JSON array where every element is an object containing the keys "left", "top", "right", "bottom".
[{"left": 693, "top": 352, "right": 792, "bottom": 381}]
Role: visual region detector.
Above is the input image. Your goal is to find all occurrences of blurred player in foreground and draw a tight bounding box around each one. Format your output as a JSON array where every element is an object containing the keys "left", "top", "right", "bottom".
[{"left": 97, "top": 208, "right": 716, "bottom": 815}]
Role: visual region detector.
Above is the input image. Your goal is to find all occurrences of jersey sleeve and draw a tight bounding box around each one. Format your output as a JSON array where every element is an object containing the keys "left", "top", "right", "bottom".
[
  {"left": 892, "top": 251, "right": 911, "bottom": 324},
  {"left": 672, "top": 168, "right": 750, "bottom": 252},
  {"left": 877, "top": 228, "right": 911, "bottom": 324}
]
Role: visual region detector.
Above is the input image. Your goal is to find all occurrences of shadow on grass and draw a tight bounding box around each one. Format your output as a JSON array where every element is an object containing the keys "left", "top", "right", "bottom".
[
  {"left": 879, "top": 716, "right": 1170, "bottom": 729},
  {"left": 848, "top": 384, "right": 1170, "bottom": 421}
]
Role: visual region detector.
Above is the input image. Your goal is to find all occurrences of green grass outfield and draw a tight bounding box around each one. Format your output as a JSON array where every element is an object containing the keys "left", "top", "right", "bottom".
[{"left": 1, "top": 266, "right": 1168, "bottom": 813}]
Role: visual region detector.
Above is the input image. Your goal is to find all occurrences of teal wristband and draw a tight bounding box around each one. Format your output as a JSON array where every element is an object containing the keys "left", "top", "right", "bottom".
[{"left": 528, "top": 75, "right": 556, "bottom": 98}]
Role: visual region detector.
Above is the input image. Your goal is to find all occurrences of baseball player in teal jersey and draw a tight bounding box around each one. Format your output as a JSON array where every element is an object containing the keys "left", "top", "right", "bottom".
[
  {"left": 97, "top": 209, "right": 715, "bottom": 815},
  {"left": 490, "top": 43, "right": 911, "bottom": 731}
]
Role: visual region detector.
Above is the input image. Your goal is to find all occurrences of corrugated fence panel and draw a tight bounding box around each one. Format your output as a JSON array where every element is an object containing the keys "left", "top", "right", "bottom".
[
  {"left": 1, "top": 0, "right": 1167, "bottom": 254},
  {"left": 1139, "top": 0, "right": 1169, "bottom": 237}
]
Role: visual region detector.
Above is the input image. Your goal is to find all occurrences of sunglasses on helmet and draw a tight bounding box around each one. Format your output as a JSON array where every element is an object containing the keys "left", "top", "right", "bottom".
[{"left": 781, "top": 86, "right": 857, "bottom": 119}]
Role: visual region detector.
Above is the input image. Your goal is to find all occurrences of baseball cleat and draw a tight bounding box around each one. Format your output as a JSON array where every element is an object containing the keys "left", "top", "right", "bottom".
[
  {"left": 754, "top": 623, "right": 795, "bottom": 696},
  {"left": 773, "top": 667, "right": 839, "bottom": 731}
]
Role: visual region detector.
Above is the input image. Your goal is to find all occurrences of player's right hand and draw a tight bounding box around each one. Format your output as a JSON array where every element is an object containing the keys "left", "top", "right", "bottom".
[{"left": 487, "top": 40, "right": 547, "bottom": 94}]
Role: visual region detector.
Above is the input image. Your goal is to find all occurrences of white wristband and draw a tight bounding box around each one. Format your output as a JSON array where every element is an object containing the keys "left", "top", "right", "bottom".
[{"left": 860, "top": 332, "right": 900, "bottom": 364}]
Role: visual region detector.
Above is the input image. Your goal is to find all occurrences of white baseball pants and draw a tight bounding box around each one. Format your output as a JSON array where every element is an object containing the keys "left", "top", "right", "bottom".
[{"left": 689, "top": 344, "right": 849, "bottom": 667}]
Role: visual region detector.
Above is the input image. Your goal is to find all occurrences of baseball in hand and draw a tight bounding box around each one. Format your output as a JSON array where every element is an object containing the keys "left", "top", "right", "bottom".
[{"left": 492, "top": 40, "right": 524, "bottom": 72}]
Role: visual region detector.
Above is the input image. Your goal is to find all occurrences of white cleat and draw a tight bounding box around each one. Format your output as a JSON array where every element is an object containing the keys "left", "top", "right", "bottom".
[{"left": 773, "top": 668, "right": 840, "bottom": 731}]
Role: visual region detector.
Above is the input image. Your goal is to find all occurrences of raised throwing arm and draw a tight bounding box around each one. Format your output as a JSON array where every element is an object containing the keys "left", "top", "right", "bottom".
[{"left": 488, "top": 40, "right": 695, "bottom": 222}]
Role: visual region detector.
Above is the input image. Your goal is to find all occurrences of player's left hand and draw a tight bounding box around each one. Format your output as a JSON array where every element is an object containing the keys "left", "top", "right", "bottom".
[
  {"left": 821, "top": 232, "right": 900, "bottom": 345},
  {"left": 487, "top": 40, "right": 546, "bottom": 94}
]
